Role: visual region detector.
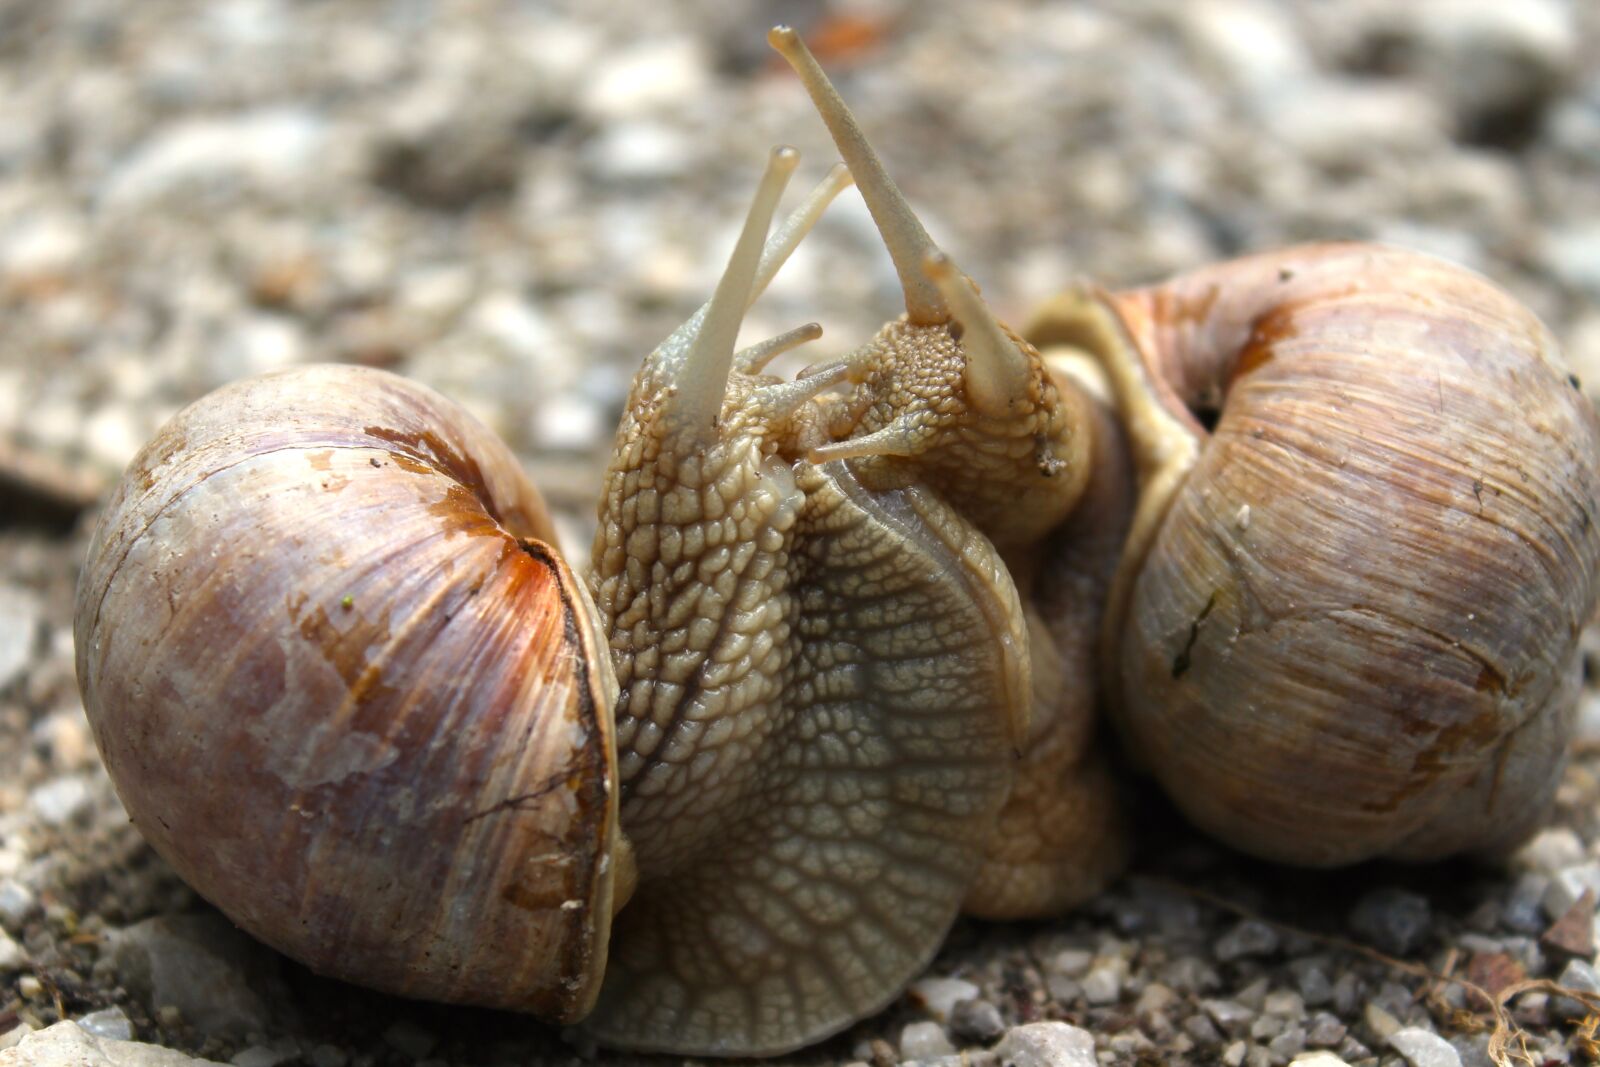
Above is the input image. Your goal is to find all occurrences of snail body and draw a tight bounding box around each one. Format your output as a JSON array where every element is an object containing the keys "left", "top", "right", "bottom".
[
  {"left": 72, "top": 25, "right": 1600, "bottom": 1060},
  {"left": 1029, "top": 243, "right": 1600, "bottom": 865},
  {"left": 75, "top": 31, "right": 1120, "bottom": 1054}
]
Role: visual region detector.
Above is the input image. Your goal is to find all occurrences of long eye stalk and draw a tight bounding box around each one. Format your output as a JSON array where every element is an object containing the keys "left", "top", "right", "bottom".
[{"left": 768, "top": 25, "right": 948, "bottom": 326}]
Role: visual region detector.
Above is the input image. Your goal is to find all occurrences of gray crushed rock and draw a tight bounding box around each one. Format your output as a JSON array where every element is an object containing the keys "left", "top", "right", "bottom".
[
  {"left": 0, "top": 1022, "right": 224, "bottom": 1067},
  {"left": 994, "top": 1022, "right": 1096, "bottom": 1067},
  {"left": 2, "top": 2, "right": 1600, "bottom": 1066},
  {"left": 1388, "top": 1027, "right": 1463, "bottom": 1067},
  {"left": 105, "top": 915, "right": 281, "bottom": 1042}
]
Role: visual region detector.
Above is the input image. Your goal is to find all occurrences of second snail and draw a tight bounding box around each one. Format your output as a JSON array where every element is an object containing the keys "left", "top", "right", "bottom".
[{"left": 72, "top": 25, "right": 1600, "bottom": 1058}]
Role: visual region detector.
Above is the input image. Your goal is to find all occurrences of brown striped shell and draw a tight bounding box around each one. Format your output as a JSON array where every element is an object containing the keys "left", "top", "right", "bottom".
[
  {"left": 74, "top": 364, "right": 623, "bottom": 1022},
  {"left": 1031, "top": 243, "right": 1600, "bottom": 866}
]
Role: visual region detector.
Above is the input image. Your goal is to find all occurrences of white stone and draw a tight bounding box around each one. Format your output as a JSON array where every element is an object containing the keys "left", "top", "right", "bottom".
[
  {"left": 995, "top": 1022, "right": 1096, "bottom": 1067},
  {"left": 0, "top": 880, "right": 37, "bottom": 930},
  {"left": 907, "top": 975, "right": 981, "bottom": 1022},
  {"left": 534, "top": 393, "right": 605, "bottom": 453},
  {"left": 0, "top": 1021, "right": 225, "bottom": 1066},
  {"left": 76, "top": 1008, "right": 134, "bottom": 1042},
  {"left": 0, "top": 211, "right": 88, "bottom": 281},
  {"left": 1081, "top": 964, "right": 1123, "bottom": 1005},
  {"left": 1290, "top": 1053, "right": 1353, "bottom": 1067},
  {"left": 82, "top": 405, "right": 147, "bottom": 472},
  {"left": 581, "top": 38, "right": 711, "bottom": 120},
  {"left": 585, "top": 120, "right": 691, "bottom": 182},
  {"left": 1265, "top": 79, "right": 1445, "bottom": 163},
  {"left": 211, "top": 314, "right": 305, "bottom": 387},
  {"left": 1048, "top": 947, "right": 1093, "bottom": 978},
  {"left": 103, "top": 109, "right": 331, "bottom": 208},
  {"left": 1388, "top": 1027, "right": 1462, "bottom": 1067},
  {"left": 0, "top": 585, "right": 41, "bottom": 693},
  {"left": 1363, "top": 1001, "right": 1402, "bottom": 1041},
  {"left": 1543, "top": 861, "right": 1600, "bottom": 918},
  {"left": 0, "top": 928, "right": 24, "bottom": 970},
  {"left": 1514, "top": 827, "right": 1586, "bottom": 875},
  {"left": 107, "top": 915, "right": 275, "bottom": 1040},
  {"left": 229, "top": 1040, "right": 298, "bottom": 1067},
  {"left": 28, "top": 776, "right": 93, "bottom": 827},
  {"left": 899, "top": 1020, "right": 956, "bottom": 1060},
  {"left": 1543, "top": 222, "right": 1600, "bottom": 296},
  {"left": 1181, "top": 0, "right": 1310, "bottom": 92},
  {"left": 469, "top": 292, "right": 562, "bottom": 366}
]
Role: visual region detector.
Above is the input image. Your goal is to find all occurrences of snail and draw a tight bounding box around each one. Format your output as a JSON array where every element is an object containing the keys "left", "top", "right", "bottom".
[
  {"left": 70, "top": 23, "right": 1600, "bottom": 1061},
  {"left": 74, "top": 28, "right": 1126, "bottom": 1056},
  {"left": 1027, "top": 245, "right": 1600, "bottom": 866}
]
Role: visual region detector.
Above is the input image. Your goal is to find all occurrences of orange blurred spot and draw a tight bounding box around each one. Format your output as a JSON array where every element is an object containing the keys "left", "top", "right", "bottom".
[{"left": 785, "top": 15, "right": 891, "bottom": 69}]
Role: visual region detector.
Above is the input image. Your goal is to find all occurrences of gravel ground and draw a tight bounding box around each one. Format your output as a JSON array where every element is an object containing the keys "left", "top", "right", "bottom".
[{"left": 4, "top": 1, "right": 1600, "bottom": 1065}]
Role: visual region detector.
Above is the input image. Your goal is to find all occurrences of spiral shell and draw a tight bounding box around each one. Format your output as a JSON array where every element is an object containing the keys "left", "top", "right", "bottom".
[{"left": 75, "top": 364, "right": 622, "bottom": 1021}]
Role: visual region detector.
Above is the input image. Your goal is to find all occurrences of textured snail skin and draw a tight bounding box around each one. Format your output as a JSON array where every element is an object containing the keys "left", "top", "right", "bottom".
[
  {"left": 73, "top": 365, "right": 622, "bottom": 1022},
  {"left": 1032, "top": 243, "right": 1600, "bottom": 866},
  {"left": 962, "top": 370, "right": 1134, "bottom": 919}
]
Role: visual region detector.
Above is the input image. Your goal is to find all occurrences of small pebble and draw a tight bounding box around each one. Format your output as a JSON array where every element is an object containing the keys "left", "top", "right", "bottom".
[
  {"left": 1263, "top": 989, "right": 1304, "bottom": 1018},
  {"left": 1331, "top": 972, "right": 1363, "bottom": 1016},
  {"left": 1550, "top": 958, "right": 1600, "bottom": 1021},
  {"left": 1134, "top": 982, "right": 1178, "bottom": 1017},
  {"left": 1164, "top": 955, "right": 1221, "bottom": 993},
  {"left": 231, "top": 1040, "right": 300, "bottom": 1067},
  {"left": 0, "top": 879, "right": 36, "bottom": 930},
  {"left": 1514, "top": 828, "right": 1585, "bottom": 874},
  {"left": 310, "top": 1046, "right": 348, "bottom": 1067},
  {"left": 900, "top": 1020, "right": 956, "bottom": 1060},
  {"left": 18, "top": 975, "right": 43, "bottom": 999},
  {"left": 1542, "top": 861, "right": 1600, "bottom": 918},
  {"left": 382, "top": 1020, "right": 437, "bottom": 1060},
  {"left": 1289, "top": 1054, "right": 1353, "bottom": 1067},
  {"left": 1290, "top": 959, "right": 1333, "bottom": 1006},
  {"left": 908, "top": 975, "right": 981, "bottom": 1022},
  {"left": 0, "top": 927, "right": 24, "bottom": 970},
  {"left": 27, "top": 775, "right": 93, "bottom": 826},
  {"left": 108, "top": 914, "right": 278, "bottom": 1040},
  {"left": 1503, "top": 872, "right": 1552, "bottom": 933},
  {"left": 1450, "top": 1034, "right": 1495, "bottom": 1067},
  {"left": 0, "top": 585, "right": 41, "bottom": 692},
  {"left": 948, "top": 999, "right": 1005, "bottom": 1045},
  {"left": 74, "top": 1008, "right": 134, "bottom": 1042},
  {"left": 1540, "top": 887, "right": 1596, "bottom": 957},
  {"left": 1362, "top": 1001, "right": 1402, "bottom": 1042},
  {"left": 1388, "top": 1027, "right": 1462, "bottom": 1067},
  {"left": 1184, "top": 1012, "right": 1224, "bottom": 1048},
  {"left": 1080, "top": 964, "right": 1122, "bottom": 1005},
  {"left": 994, "top": 1022, "right": 1096, "bottom": 1067},
  {"left": 1305, "top": 1011, "right": 1347, "bottom": 1047},
  {"left": 1348, "top": 888, "right": 1432, "bottom": 955},
  {"left": 1202, "top": 998, "right": 1255, "bottom": 1037},
  {"left": 1215, "top": 919, "right": 1281, "bottom": 961},
  {"left": 1048, "top": 947, "right": 1093, "bottom": 978},
  {"left": 1269, "top": 1027, "right": 1307, "bottom": 1061}
]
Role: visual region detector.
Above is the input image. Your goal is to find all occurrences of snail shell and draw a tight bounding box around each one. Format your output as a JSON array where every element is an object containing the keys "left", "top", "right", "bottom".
[
  {"left": 73, "top": 364, "right": 625, "bottom": 1022},
  {"left": 1031, "top": 242, "right": 1600, "bottom": 865}
]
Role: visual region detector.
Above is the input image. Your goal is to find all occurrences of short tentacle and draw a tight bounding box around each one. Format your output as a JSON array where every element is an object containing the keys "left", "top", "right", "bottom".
[
  {"left": 923, "top": 252, "right": 1036, "bottom": 419},
  {"left": 735, "top": 322, "right": 824, "bottom": 376}
]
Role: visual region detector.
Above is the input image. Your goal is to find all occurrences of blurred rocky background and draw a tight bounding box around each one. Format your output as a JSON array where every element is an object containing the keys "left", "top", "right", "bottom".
[{"left": 2, "top": 1, "right": 1600, "bottom": 1066}]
